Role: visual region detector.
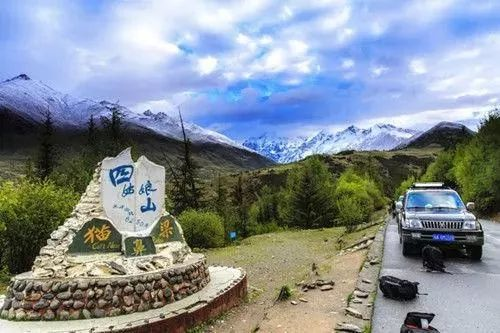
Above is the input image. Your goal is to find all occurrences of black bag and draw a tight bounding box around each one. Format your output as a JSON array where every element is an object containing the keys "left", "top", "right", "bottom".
[
  {"left": 422, "top": 245, "right": 446, "bottom": 273},
  {"left": 379, "top": 275, "right": 421, "bottom": 300},
  {"left": 401, "top": 312, "right": 440, "bottom": 332}
]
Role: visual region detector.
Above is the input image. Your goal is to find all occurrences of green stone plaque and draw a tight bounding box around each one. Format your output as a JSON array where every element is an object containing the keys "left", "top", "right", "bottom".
[
  {"left": 68, "top": 218, "right": 122, "bottom": 254},
  {"left": 150, "top": 215, "right": 184, "bottom": 244},
  {"left": 124, "top": 236, "right": 156, "bottom": 257}
]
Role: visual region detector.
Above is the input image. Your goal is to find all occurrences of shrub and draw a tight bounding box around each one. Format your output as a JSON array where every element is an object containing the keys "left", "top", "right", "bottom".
[
  {"left": 178, "top": 210, "right": 225, "bottom": 248},
  {"left": 0, "top": 180, "right": 78, "bottom": 274},
  {"left": 334, "top": 169, "right": 385, "bottom": 227}
]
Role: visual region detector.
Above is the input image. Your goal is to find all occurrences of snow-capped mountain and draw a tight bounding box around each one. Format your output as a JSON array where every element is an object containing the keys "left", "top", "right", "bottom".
[
  {"left": 243, "top": 124, "right": 420, "bottom": 163},
  {"left": 0, "top": 74, "right": 239, "bottom": 147}
]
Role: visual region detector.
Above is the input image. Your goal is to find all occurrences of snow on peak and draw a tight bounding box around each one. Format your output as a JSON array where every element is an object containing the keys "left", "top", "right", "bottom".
[
  {"left": 243, "top": 124, "right": 421, "bottom": 163},
  {"left": 0, "top": 75, "right": 239, "bottom": 147}
]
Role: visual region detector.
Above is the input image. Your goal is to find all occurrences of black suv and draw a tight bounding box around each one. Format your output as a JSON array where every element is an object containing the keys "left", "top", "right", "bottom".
[{"left": 397, "top": 183, "right": 484, "bottom": 260}]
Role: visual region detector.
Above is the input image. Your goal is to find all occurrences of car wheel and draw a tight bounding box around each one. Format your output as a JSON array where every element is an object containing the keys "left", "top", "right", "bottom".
[
  {"left": 468, "top": 246, "right": 482, "bottom": 261},
  {"left": 402, "top": 240, "right": 412, "bottom": 256}
]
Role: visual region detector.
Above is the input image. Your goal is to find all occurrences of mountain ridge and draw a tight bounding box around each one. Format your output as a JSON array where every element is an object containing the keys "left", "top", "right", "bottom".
[{"left": 244, "top": 123, "right": 420, "bottom": 163}]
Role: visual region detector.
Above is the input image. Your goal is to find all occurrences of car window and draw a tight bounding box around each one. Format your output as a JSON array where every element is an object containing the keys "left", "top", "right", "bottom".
[{"left": 406, "top": 191, "right": 465, "bottom": 210}]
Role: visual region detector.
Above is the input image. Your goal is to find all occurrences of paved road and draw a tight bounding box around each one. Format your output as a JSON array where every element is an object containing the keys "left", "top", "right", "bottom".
[{"left": 373, "top": 218, "right": 500, "bottom": 333}]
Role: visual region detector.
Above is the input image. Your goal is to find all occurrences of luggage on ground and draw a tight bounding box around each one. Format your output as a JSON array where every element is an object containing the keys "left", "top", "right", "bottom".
[
  {"left": 422, "top": 245, "right": 447, "bottom": 273},
  {"left": 379, "top": 275, "right": 422, "bottom": 300},
  {"left": 401, "top": 312, "right": 440, "bottom": 332}
]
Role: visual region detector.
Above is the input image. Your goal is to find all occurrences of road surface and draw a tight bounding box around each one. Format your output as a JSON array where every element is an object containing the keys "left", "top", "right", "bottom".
[{"left": 372, "top": 218, "right": 500, "bottom": 333}]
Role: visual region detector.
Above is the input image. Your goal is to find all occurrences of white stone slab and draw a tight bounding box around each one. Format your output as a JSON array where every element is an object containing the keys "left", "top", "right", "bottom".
[{"left": 100, "top": 148, "right": 165, "bottom": 233}]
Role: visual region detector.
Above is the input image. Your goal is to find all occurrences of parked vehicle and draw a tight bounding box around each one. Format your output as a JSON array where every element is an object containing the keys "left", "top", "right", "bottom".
[{"left": 396, "top": 182, "right": 483, "bottom": 260}]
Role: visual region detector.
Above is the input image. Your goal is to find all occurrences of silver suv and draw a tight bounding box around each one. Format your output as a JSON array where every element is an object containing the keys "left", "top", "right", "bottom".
[{"left": 397, "top": 183, "right": 484, "bottom": 260}]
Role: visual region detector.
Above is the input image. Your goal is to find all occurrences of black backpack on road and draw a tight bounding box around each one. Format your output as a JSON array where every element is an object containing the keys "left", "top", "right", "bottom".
[
  {"left": 422, "top": 245, "right": 448, "bottom": 273},
  {"left": 379, "top": 275, "right": 423, "bottom": 301},
  {"left": 401, "top": 312, "right": 440, "bottom": 332}
]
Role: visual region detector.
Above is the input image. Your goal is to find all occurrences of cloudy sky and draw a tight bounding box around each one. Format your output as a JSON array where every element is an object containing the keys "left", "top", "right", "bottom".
[{"left": 1, "top": 0, "right": 499, "bottom": 139}]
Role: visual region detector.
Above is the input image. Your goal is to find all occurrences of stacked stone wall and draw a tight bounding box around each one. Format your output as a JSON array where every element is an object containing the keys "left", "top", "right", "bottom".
[{"left": 1, "top": 259, "right": 209, "bottom": 321}]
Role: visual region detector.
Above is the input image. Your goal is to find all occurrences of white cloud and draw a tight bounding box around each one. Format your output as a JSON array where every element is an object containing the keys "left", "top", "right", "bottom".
[
  {"left": 197, "top": 56, "right": 218, "bottom": 75},
  {"left": 371, "top": 65, "right": 388, "bottom": 77},
  {"left": 409, "top": 59, "right": 427, "bottom": 75},
  {"left": 341, "top": 58, "right": 355, "bottom": 69}
]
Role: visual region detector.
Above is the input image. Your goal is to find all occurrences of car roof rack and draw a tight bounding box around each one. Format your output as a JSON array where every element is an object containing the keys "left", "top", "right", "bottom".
[{"left": 410, "top": 182, "right": 451, "bottom": 189}]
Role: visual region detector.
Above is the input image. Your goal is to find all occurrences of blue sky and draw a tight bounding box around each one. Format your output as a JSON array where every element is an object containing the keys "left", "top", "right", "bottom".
[{"left": 1, "top": 0, "right": 500, "bottom": 139}]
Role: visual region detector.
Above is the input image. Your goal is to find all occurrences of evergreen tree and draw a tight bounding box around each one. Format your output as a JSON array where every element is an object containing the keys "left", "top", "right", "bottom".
[
  {"left": 87, "top": 114, "right": 98, "bottom": 150},
  {"left": 166, "top": 108, "right": 201, "bottom": 214},
  {"left": 102, "top": 104, "right": 124, "bottom": 155},
  {"left": 231, "top": 173, "right": 250, "bottom": 236},
  {"left": 179, "top": 108, "right": 201, "bottom": 209},
  {"left": 281, "top": 157, "right": 336, "bottom": 228},
  {"left": 36, "top": 110, "right": 55, "bottom": 180},
  {"left": 215, "top": 173, "right": 228, "bottom": 216}
]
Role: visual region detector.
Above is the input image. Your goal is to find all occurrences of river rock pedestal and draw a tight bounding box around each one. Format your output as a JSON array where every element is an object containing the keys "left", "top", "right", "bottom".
[{"left": 0, "top": 149, "right": 246, "bottom": 327}]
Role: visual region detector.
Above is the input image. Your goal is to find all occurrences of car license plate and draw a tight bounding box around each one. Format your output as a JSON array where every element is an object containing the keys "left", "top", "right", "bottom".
[{"left": 433, "top": 233, "right": 454, "bottom": 241}]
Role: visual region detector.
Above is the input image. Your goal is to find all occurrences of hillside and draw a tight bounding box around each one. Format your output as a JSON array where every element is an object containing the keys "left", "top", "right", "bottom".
[
  {"left": 0, "top": 75, "right": 274, "bottom": 179},
  {"left": 224, "top": 148, "right": 440, "bottom": 199},
  {"left": 397, "top": 121, "right": 474, "bottom": 149}
]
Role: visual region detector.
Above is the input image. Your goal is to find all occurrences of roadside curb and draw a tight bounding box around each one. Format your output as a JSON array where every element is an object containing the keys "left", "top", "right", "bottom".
[{"left": 335, "top": 216, "right": 387, "bottom": 333}]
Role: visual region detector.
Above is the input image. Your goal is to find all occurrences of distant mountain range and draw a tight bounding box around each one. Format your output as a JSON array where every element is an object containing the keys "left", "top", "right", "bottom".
[
  {"left": 243, "top": 124, "right": 420, "bottom": 163},
  {"left": 244, "top": 121, "right": 475, "bottom": 163},
  {"left": 0, "top": 74, "right": 272, "bottom": 172}
]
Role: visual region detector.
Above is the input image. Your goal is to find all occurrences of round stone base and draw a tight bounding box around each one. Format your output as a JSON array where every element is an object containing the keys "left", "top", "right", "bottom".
[
  {"left": 1, "top": 255, "right": 209, "bottom": 321},
  {"left": 0, "top": 266, "right": 246, "bottom": 333}
]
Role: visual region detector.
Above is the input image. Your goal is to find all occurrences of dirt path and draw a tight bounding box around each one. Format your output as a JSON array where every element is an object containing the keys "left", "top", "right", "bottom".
[{"left": 202, "top": 223, "right": 380, "bottom": 333}]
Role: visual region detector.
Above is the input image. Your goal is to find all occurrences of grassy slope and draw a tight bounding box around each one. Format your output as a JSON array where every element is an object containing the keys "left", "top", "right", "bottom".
[{"left": 206, "top": 210, "right": 385, "bottom": 298}]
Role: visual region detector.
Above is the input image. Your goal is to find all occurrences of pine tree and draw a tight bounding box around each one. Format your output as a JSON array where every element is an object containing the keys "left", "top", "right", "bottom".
[
  {"left": 232, "top": 173, "right": 250, "bottom": 236},
  {"left": 87, "top": 114, "right": 98, "bottom": 149},
  {"left": 215, "top": 173, "right": 228, "bottom": 216},
  {"left": 36, "top": 110, "right": 55, "bottom": 180},
  {"left": 102, "top": 104, "right": 124, "bottom": 155},
  {"left": 282, "top": 157, "right": 336, "bottom": 228}
]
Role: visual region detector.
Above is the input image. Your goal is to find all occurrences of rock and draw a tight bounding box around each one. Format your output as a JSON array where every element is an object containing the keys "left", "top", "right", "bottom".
[
  {"left": 87, "top": 290, "right": 95, "bottom": 299},
  {"left": 58, "top": 310, "right": 70, "bottom": 320},
  {"left": 73, "top": 301, "right": 85, "bottom": 309},
  {"left": 49, "top": 299, "right": 60, "bottom": 310},
  {"left": 112, "top": 295, "right": 120, "bottom": 307},
  {"left": 142, "top": 290, "right": 151, "bottom": 301},
  {"left": 62, "top": 300, "right": 74, "bottom": 308},
  {"left": 320, "top": 285, "right": 334, "bottom": 291},
  {"left": 290, "top": 300, "right": 298, "bottom": 305},
  {"left": 123, "top": 295, "right": 134, "bottom": 306},
  {"left": 34, "top": 300, "right": 49, "bottom": 310},
  {"left": 43, "top": 309, "right": 55, "bottom": 320},
  {"left": 57, "top": 291, "right": 72, "bottom": 300},
  {"left": 25, "top": 282, "right": 34, "bottom": 293},
  {"left": 118, "top": 279, "right": 129, "bottom": 287},
  {"left": 77, "top": 280, "right": 89, "bottom": 290},
  {"left": 97, "top": 299, "right": 108, "bottom": 308},
  {"left": 104, "top": 285, "right": 113, "bottom": 300},
  {"left": 86, "top": 300, "right": 96, "bottom": 309},
  {"left": 352, "top": 299, "right": 362, "bottom": 304},
  {"left": 26, "top": 292, "right": 42, "bottom": 302},
  {"left": 15, "top": 280, "right": 26, "bottom": 292},
  {"left": 92, "top": 308, "right": 105, "bottom": 318},
  {"left": 15, "top": 309, "right": 26, "bottom": 320},
  {"left": 82, "top": 309, "right": 92, "bottom": 319},
  {"left": 2, "top": 299, "right": 12, "bottom": 311},
  {"left": 299, "top": 298, "right": 308, "bottom": 303},
  {"left": 345, "top": 307, "right": 363, "bottom": 319},
  {"left": 22, "top": 301, "right": 33, "bottom": 310},
  {"left": 369, "top": 259, "right": 380, "bottom": 265},
  {"left": 335, "top": 323, "right": 362, "bottom": 333},
  {"left": 353, "top": 290, "right": 369, "bottom": 298},
  {"left": 73, "top": 289, "right": 84, "bottom": 300},
  {"left": 14, "top": 292, "right": 24, "bottom": 301},
  {"left": 153, "top": 301, "right": 163, "bottom": 309},
  {"left": 135, "top": 283, "right": 145, "bottom": 294},
  {"left": 51, "top": 282, "right": 61, "bottom": 293},
  {"left": 124, "top": 286, "right": 134, "bottom": 295},
  {"left": 28, "top": 311, "right": 41, "bottom": 321},
  {"left": 69, "top": 309, "right": 81, "bottom": 320},
  {"left": 109, "top": 308, "right": 121, "bottom": 316},
  {"left": 362, "top": 279, "right": 372, "bottom": 284},
  {"left": 43, "top": 293, "right": 55, "bottom": 300},
  {"left": 42, "top": 281, "right": 53, "bottom": 292},
  {"left": 108, "top": 262, "right": 127, "bottom": 275}
]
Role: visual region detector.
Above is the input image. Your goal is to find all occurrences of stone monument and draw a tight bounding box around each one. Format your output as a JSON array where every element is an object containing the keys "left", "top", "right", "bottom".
[{"left": 0, "top": 148, "right": 214, "bottom": 321}]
